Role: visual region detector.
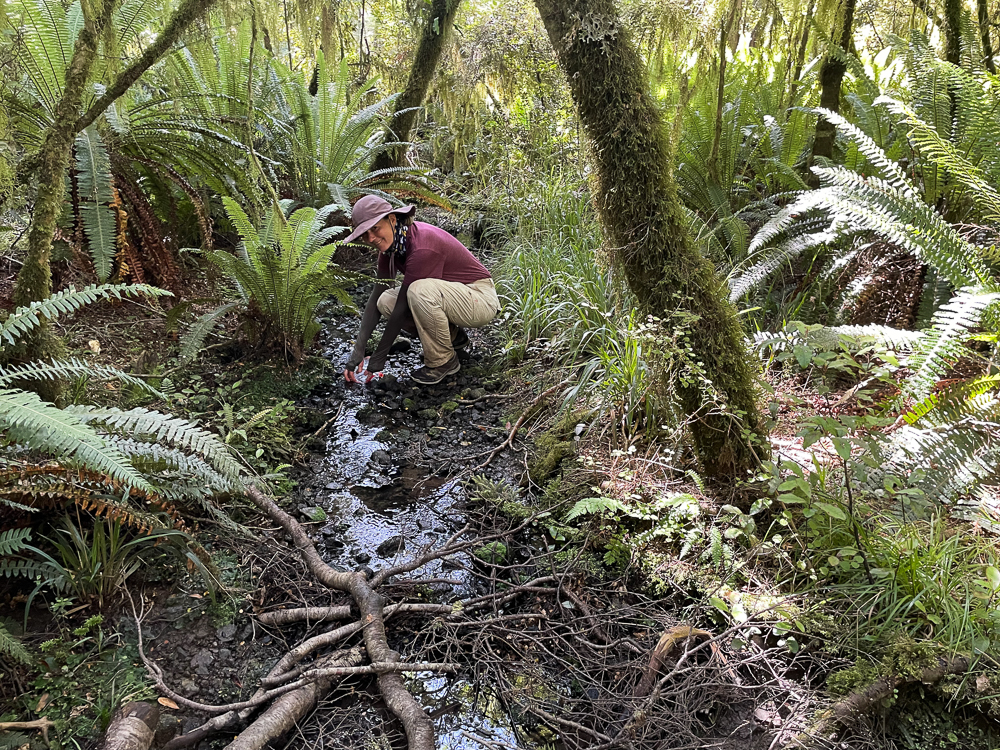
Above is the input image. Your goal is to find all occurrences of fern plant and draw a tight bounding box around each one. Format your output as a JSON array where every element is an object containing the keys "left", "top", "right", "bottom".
[
  {"left": 0, "top": 284, "right": 244, "bottom": 544},
  {"left": 191, "top": 198, "right": 357, "bottom": 363}
]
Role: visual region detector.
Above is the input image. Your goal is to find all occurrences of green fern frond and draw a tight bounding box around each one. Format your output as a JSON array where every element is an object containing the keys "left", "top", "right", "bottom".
[
  {"left": 0, "top": 284, "right": 171, "bottom": 345},
  {"left": 0, "top": 622, "right": 30, "bottom": 665},
  {"left": 0, "top": 358, "right": 159, "bottom": 396},
  {"left": 0, "top": 528, "right": 31, "bottom": 556},
  {"left": 0, "top": 389, "right": 154, "bottom": 494},
  {"left": 179, "top": 301, "right": 241, "bottom": 362},
  {"left": 904, "top": 286, "right": 1000, "bottom": 402},
  {"left": 64, "top": 405, "right": 243, "bottom": 483},
  {"left": 565, "top": 495, "right": 626, "bottom": 522},
  {"left": 0, "top": 557, "right": 48, "bottom": 580}
]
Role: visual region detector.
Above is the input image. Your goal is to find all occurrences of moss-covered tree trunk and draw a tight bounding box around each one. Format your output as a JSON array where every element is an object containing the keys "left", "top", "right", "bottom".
[
  {"left": 944, "top": 0, "right": 962, "bottom": 65},
  {"left": 532, "top": 0, "right": 768, "bottom": 481},
  {"left": 11, "top": 0, "right": 218, "bottom": 371},
  {"left": 786, "top": 0, "right": 816, "bottom": 108},
  {"left": 371, "top": 0, "right": 461, "bottom": 172},
  {"left": 979, "top": 0, "right": 996, "bottom": 73},
  {"left": 10, "top": 0, "right": 119, "bottom": 377},
  {"left": 810, "top": 0, "right": 857, "bottom": 167}
]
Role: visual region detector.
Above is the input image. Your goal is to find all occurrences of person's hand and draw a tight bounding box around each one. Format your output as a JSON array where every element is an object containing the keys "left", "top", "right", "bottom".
[{"left": 344, "top": 357, "right": 382, "bottom": 384}]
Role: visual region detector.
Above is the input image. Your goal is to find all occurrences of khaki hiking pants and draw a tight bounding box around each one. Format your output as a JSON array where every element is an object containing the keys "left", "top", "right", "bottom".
[{"left": 377, "top": 277, "right": 500, "bottom": 367}]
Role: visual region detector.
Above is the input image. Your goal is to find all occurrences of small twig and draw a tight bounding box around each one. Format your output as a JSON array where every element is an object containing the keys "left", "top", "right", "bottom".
[
  {"left": 311, "top": 401, "right": 345, "bottom": 438},
  {"left": 522, "top": 703, "right": 614, "bottom": 743},
  {"left": 458, "top": 730, "right": 519, "bottom": 750},
  {"left": 474, "top": 380, "right": 570, "bottom": 470},
  {"left": 456, "top": 393, "right": 516, "bottom": 405}
]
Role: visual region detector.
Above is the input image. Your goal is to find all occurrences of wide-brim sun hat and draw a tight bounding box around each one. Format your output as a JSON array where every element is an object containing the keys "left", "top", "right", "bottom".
[{"left": 343, "top": 195, "right": 417, "bottom": 244}]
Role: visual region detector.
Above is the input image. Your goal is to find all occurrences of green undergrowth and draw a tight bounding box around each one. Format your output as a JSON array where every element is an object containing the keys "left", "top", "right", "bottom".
[{"left": 5, "top": 615, "right": 155, "bottom": 750}]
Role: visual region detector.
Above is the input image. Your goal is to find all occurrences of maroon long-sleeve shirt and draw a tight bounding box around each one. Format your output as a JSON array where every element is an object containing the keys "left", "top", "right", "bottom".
[{"left": 347, "top": 222, "right": 492, "bottom": 372}]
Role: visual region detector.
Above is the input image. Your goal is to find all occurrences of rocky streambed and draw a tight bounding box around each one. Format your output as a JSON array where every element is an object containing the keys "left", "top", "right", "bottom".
[{"left": 140, "top": 302, "right": 537, "bottom": 749}]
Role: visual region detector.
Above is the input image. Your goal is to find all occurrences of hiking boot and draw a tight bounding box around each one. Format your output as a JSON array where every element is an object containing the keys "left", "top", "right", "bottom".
[
  {"left": 451, "top": 326, "right": 469, "bottom": 351},
  {"left": 410, "top": 355, "right": 460, "bottom": 385}
]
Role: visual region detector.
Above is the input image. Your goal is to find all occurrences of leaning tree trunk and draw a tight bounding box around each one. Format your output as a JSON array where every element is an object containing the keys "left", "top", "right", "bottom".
[
  {"left": 532, "top": 0, "right": 768, "bottom": 481},
  {"left": 786, "top": 0, "right": 816, "bottom": 108},
  {"left": 10, "top": 0, "right": 219, "bottom": 371},
  {"left": 978, "top": 0, "right": 996, "bottom": 72},
  {"left": 371, "top": 0, "right": 462, "bottom": 172},
  {"left": 810, "top": 0, "right": 857, "bottom": 168},
  {"left": 8, "top": 0, "right": 118, "bottom": 382}
]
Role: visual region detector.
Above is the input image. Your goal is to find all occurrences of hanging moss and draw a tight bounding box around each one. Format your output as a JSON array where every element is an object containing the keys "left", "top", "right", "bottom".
[{"left": 532, "top": 0, "right": 768, "bottom": 481}]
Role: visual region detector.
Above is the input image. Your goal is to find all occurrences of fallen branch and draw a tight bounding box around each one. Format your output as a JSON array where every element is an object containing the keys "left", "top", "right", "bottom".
[
  {"left": 785, "top": 655, "right": 972, "bottom": 749},
  {"left": 245, "top": 484, "right": 435, "bottom": 750},
  {"left": 254, "top": 603, "right": 452, "bottom": 691},
  {"left": 256, "top": 605, "right": 353, "bottom": 626},
  {"left": 101, "top": 702, "right": 159, "bottom": 750},
  {"left": 0, "top": 718, "right": 55, "bottom": 744},
  {"left": 226, "top": 648, "right": 365, "bottom": 750}
]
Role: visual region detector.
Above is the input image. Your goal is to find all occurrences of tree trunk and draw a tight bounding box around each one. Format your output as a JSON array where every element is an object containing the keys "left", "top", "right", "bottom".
[
  {"left": 978, "top": 0, "right": 996, "bottom": 72},
  {"left": 708, "top": 4, "right": 738, "bottom": 185},
  {"left": 14, "top": 1, "right": 116, "bottom": 309},
  {"left": 12, "top": 0, "right": 219, "bottom": 370},
  {"left": 371, "top": 0, "right": 462, "bottom": 172},
  {"left": 786, "top": 0, "right": 816, "bottom": 108},
  {"left": 101, "top": 702, "right": 160, "bottom": 750},
  {"left": 9, "top": 0, "right": 118, "bottom": 383},
  {"left": 810, "top": 0, "right": 857, "bottom": 169},
  {"left": 944, "top": 0, "right": 962, "bottom": 65},
  {"left": 532, "top": 0, "right": 768, "bottom": 481}
]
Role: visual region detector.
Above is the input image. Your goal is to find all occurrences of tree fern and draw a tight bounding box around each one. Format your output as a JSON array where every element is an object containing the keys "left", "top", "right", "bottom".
[{"left": 202, "top": 199, "right": 359, "bottom": 361}]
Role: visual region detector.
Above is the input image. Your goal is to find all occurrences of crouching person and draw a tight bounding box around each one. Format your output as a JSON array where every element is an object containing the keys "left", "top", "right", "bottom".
[{"left": 343, "top": 195, "right": 500, "bottom": 385}]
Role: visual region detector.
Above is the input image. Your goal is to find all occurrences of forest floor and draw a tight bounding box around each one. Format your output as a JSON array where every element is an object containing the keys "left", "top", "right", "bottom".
[{"left": 5, "top": 253, "right": 1000, "bottom": 750}]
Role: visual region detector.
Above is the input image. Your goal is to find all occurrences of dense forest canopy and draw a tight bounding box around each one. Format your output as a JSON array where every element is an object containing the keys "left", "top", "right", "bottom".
[{"left": 3, "top": 0, "right": 1000, "bottom": 747}]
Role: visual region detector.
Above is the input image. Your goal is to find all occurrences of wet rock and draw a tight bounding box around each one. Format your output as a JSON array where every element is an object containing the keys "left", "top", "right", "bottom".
[
  {"left": 216, "top": 624, "right": 237, "bottom": 642},
  {"left": 354, "top": 551, "right": 372, "bottom": 565},
  {"left": 371, "top": 449, "right": 391, "bottom": 467},
  {"left": 325, "top": 482, "right": 339, "bottom": 490},
  {"left": 377, "top": 535, "right": 405, "bottom": 556},
  {"left": 191, "top": 649, "right": 214, "bottom": 675}
]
